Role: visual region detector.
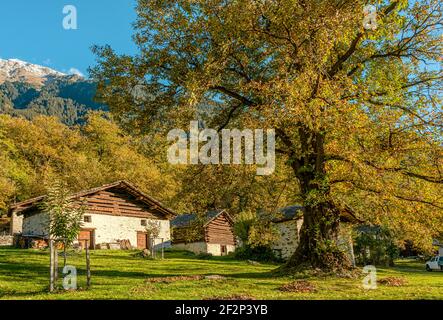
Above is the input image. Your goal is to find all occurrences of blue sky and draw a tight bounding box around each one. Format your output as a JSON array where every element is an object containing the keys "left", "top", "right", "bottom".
[{"left": 0, "top": 0, "right": 138, "bottom": 77}]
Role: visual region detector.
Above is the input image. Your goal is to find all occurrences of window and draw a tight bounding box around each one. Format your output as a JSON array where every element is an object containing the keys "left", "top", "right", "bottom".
[
  {"left": 84, "top": 216, "right": 92, "bottom": 223},
  {"left": 141, "top": 219, "right": 147, "bottom": 226}
]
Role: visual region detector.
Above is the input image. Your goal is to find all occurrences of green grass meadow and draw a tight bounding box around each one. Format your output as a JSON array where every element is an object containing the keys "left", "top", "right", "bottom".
[{"left": 0, "top": 247, "right": 442, "bottom": 300}]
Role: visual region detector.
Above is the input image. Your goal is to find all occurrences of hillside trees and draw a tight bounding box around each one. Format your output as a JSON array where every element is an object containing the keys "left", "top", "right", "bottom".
[
  {"left": 0, "top": 113, "right": 179, "bottom": 214},
  {"left": 0, "top": 78, "right": 106, "bottom": 125}
]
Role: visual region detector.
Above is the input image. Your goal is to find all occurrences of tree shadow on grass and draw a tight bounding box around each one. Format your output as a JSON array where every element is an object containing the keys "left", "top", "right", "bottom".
[
  {"left": 226, "top": 270, "right": 283, "bottom": 280},
  {"left": 87, "top": 267, "right": 281, "bottom": 282},
  {"left": 0, "top": 287, "right": 49, "bottom": 299},
  {"left": 0, "top": 248, "right": 284, "bottom": 298},
  {"left": 0, "top": 260, "right": 49, "bottom": 280}
]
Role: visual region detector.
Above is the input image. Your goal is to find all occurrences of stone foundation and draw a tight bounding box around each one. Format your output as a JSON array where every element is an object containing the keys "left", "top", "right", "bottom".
[{"left": 0, "top": 235, "right": 13, "bottom": 246}]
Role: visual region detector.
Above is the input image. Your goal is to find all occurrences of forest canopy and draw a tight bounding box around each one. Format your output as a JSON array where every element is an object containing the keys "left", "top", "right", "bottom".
[{"left": 0, "top": 113, "right": 179, "bottom": 213}]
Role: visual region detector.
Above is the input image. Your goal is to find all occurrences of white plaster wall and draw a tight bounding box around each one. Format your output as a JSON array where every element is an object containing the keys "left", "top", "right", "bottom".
[
  {"left": 22, "top": 212, "right": 49, "bottom": 237},
  {"left": 22, "top": 212, "right": 171, "bottom": 249},
  {"left": 10, "top": 212, "right": 23, "bottom": 235},
  {"left": 172, "top": 242, "right": 235, "bottom": 256},
  {"left": 207, "top": 243, "right": 235, "bottom": 256},
  {"left": 82, "top": 213, "right": 171, "bottom": 248},
  {"left": 439, "top": 247, "right": 443, "bottom": 256},
  {"left": 172, "top": 242, "right": 207, "bottom": 254}
]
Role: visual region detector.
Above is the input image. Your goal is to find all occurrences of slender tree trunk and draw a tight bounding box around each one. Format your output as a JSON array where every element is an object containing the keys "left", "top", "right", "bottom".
[
  {"left": 86, "top": 241, "right": 91, "bottom": 289},
  {"left": 49, "top": 239, "right": 54, "bottom": 292},
  {"left": 54, "top": 242, "right": 58, "bottom": 286},
  {"left": 63, "top": 240, "right": 67, "bottom": 267},
  {"left": 284, "top": 128, "right": 351, "bottom": 272}
]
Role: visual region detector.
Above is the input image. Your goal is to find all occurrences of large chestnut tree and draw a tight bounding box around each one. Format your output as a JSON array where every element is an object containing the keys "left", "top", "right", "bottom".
[{"left": 92, "top": 0, "right": 442, "bottom": 271}]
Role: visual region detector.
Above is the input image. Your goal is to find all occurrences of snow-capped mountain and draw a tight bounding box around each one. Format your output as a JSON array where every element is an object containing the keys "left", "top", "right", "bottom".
[{"left": 0, "top": 59, "right": 69, "bottom": 87}]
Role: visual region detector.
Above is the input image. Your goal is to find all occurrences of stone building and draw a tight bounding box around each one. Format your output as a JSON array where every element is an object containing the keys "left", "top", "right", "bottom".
[
  {"left": 171, "top": 210, "right": 236, "bottom": 256},
  {"left": 433, "top": 239, "right": 443, "bottom": 256},
  {"left": 9, "top": 181, "right": 176, "bottom": 250},
  {"left": 271, "top": 205, "right": 360, "bottom": 265}
]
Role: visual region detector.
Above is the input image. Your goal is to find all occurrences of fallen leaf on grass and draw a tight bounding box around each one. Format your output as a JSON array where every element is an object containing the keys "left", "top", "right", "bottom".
[
  {"left": 278, "top": 280, "right": 317, "bottom": 293},
  {"left": 378, "top": 277, "right": 408, "bottom": 287},
  {"left": 204, "top": 294, "right": 255, "bottom": 300},
  {"left": 146, "top": 275, "right": 204, "bottom": 283}
]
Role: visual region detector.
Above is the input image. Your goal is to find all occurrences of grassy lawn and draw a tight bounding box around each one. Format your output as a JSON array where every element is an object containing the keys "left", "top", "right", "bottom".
[{"left": 0, "top": 247, "right": 442, "bottom": 300}]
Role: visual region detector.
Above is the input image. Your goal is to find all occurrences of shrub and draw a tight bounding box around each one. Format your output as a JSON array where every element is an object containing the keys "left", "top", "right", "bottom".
[
  {"left": 196, "top": 252, "right": 213, "bottom": 260},
  {"left": 234, "top": 245, "right": 280, "bottom": 263},
  {"left": 354, "top": 225, "right": 399, "bottom": 266},
  {"left": 234, "top": 211, "right": 279, "bottom": 248},
  {"left": 233, "top": 211, "right": 281, "bottom": 263}
]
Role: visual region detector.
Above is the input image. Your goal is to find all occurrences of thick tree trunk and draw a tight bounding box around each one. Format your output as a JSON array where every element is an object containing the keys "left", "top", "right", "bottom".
[
  {"left": 283, "top": 128, "right": 352, "bottom": 272},
  {"left": 286, "top": 203, "right": 351, "bottom": 271}
]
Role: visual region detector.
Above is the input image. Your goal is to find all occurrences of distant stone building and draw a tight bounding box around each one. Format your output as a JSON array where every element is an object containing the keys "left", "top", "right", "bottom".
[
  {"left": 171, "top": 210, "right": 236, "bottom": 256},
  {"left": 433, "top": 239, "right": 443, "bottom": 256},
  {"left": 271, "top": 205, "right": 360, "bottom": 265},
  {"left": 9, "top": 181, "right": 176, "bottom": 250}
]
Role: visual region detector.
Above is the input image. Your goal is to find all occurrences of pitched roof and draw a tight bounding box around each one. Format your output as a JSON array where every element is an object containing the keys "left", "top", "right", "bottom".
[
  {"left": 171, "top": 210, "right": 232, "bottom": 228},
  {"left": 273, "top": 205, "right": 304, "bottom": 222},
  {"left": 273, "top": 205, "right": 362, "bottom": 224},
  {"left": 10, "top": 180, "right": 177, "bottom": 218}
]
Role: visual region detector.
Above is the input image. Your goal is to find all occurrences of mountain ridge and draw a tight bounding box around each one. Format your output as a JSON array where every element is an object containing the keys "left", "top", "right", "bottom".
[{"left": 0, "top": 59, "right": 106, "bottom": 125}]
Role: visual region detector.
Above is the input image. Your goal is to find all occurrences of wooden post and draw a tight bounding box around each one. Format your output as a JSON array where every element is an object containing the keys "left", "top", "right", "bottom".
[
  {"left": 54, "top": 240, "right": 58, "bottom": 287},
  {"left": 85, "top": 240, "right": 91, "bottom": 289},
  {"left": 49, "top": 239, "right": 54, "bottom": 292},
  {"left": 161, "top": 238, "right": 164, "bottom": 259}
]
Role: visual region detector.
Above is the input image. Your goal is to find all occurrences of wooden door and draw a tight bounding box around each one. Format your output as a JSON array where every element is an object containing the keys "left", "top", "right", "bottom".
[
  {"left": 78, "top": 229, "right": 94, "bottom": 249},
  {"left": 137, "top": 232, "right": 148, "bottom": 249}
]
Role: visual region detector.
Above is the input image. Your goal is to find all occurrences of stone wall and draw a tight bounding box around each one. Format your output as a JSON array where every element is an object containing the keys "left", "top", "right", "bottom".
[
  {"left": 22, "top": 212, "right": 49, "bottom": 237},
  {"left": 271, "top": 219, "right": 356, "bottom": 265},
  {"left": 271, "top": 219, "right": 303, "bottom": 260}
]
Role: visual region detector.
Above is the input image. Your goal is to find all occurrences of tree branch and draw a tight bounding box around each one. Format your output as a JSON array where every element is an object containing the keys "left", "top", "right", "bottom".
[{"left": 210, "top": 85, "right": 257, "bottom": 107}]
